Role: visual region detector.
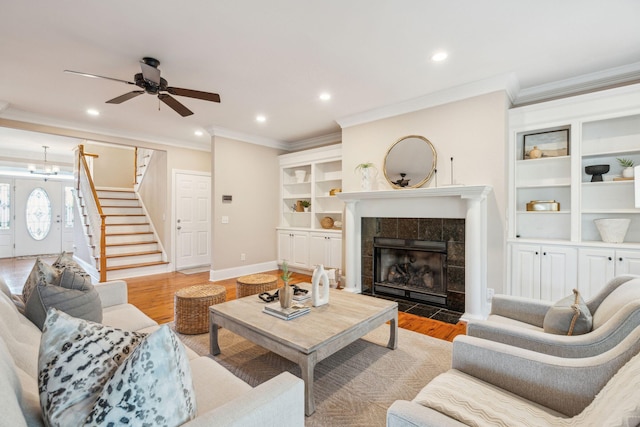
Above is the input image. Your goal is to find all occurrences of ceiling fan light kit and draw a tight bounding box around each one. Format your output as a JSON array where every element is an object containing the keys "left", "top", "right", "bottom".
[{"left": 65, "top": 57, "right": 221, "bottom": 117}]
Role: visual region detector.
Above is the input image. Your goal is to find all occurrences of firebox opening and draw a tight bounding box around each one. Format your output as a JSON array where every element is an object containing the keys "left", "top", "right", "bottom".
[{"left": 373, "top": 237, "right": 447, "bottom": 306}]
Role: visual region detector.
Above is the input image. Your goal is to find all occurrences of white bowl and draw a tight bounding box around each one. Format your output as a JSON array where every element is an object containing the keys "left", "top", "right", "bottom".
[{"left": 594, "top": 218, "right": 631, "bottom": 243}]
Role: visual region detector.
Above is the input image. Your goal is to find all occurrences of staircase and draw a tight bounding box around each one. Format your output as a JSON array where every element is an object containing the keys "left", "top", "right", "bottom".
[{"left": 82, "top": 188, "right": 169, "bottom": 280}]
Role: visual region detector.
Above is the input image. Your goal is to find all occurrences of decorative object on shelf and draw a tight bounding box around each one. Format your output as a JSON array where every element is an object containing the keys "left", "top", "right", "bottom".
[
  {"left": 295, "top": 200, "right": 304, "bottom": 212},
  {"left": 526, "top": 200, "right": 560, "bottom": 211},
  {"left": 523, "top": 129, "right": 569, "bottom": 159},
  {"left": 311, "top": 264, "right": 330, "bottom": 307},
  {"left": 594, "top": 218, "right": 631, "bottom": 243},
  {"left": 383, "top": 135, "right": 437, "bottom": 189},
  {"left": 355, "top": 162, "right": 377, "bottom": 191},
  {"left": 392, "top": 173, "right": 411, "bottom": 187},
  {"left": 300, "top": 200, "right": 311, "bottom": 212},
  {"left": 320, "top": 216, "right": 335, "bottom": 229},
  {"left": 294, "top": 169, "right": 307, "bottom": 183},
  {"left": 333, "top": 220, "right": 343, "bottom": 229},
  {"left": 618, "top": 158, "right": 635, "bottom": 178},
  {"left": 528, "top": 146, "right": 542, "bottom": 159},
  {"left": 329, "top": 188, "right": 342, "bottom": 196},
  {"left": 585, "top": 164, "right": 610, "bottom": 182}
]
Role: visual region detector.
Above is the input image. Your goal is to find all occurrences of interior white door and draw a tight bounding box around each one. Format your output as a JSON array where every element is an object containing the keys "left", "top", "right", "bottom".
[
  {"left": 14, "top": 179, "right": 63, "bottom": 256},
  {"left": 175, "top": 172, "right": 211, "bottom": 269},
  {"left": 0, "top": 179, "right": 13, "bottom": 258}
]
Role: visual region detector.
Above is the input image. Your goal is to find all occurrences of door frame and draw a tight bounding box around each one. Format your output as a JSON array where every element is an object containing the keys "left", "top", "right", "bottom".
[{"left": 171, "top": 169, "right": 212, "bottom": 271}]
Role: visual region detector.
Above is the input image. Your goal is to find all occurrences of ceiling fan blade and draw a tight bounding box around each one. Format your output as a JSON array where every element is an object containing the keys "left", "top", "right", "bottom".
[
  {"left": 106, "top": 91, "right": 145, "bottom": 104},
  {"left": 167, "top": 87, "right": 221, "bottom": 103},
  {"left": 64, "top": 70, "right": 135, "bottom": 85},
  {"left": 140, "top": 61, "right": 161, "bottom": 85},
  {"left": 158, "top": 94, "right": 193, "bottom": 117}
]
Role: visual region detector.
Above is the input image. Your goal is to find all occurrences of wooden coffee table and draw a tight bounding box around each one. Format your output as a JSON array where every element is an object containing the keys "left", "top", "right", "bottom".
[{"left": 209, "top": 285, "right": 398, "bottom": 416}]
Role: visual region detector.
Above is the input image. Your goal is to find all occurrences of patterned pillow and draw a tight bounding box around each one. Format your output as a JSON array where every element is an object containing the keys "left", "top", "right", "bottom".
[
  {"left": 38, "top": 309, "right": 147, "bottom": 426},
  {"left": 85, "top": 326, "right": 197, "bottom": 426},
  {"left": 22, "top": 257, "right": 59, "bottom": 304},
  {"left": 52, "top": 251, "right": 88, "bottom": 277},
  {"left": 543, "top": 288, "right": 593, "bottom": 336},
  {"left": 24, "top": 267, "right": 103, "bottom": 330},
  {"left": 39, "top": 310, "right": 197, "bottom": 427}
]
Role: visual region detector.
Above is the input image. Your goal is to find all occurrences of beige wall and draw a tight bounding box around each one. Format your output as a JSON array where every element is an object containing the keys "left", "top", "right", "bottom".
[
  {"left": 84, "top": 143, "right": 135, "bottom": 188},
  {"left": 137, "top": 150, "right": 168, "bottom": 244},
  {"left": 341, "top": 91, "right": 509, "bottom": 293},
  {"left": 211, "top": 136, "right": 284, "bottom": 271}
]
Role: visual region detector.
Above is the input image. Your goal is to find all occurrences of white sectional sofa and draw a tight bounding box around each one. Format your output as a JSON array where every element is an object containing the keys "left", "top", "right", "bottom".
[{"left": 0, "top": 277, "right": 305, "bottom": 427}]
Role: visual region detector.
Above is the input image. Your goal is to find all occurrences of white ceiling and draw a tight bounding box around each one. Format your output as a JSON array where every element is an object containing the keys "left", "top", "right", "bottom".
[{"left": 1, "top": 0, "right": 640, "bottom": 153}]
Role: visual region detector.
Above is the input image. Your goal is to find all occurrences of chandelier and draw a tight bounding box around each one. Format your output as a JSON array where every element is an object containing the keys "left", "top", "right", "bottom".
[{"left": 28, "top": 146, "right": 60, "bottom": 179}]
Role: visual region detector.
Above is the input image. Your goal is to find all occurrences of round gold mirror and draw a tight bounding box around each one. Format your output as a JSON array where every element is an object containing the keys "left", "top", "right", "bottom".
[{"left": 383, "top": 135, "right": 437, "bottom": 189}]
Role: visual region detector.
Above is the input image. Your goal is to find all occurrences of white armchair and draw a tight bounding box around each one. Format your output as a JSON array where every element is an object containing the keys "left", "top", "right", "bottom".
[{"left": 467, "top": 275, "right": 640, "bottom": 357}]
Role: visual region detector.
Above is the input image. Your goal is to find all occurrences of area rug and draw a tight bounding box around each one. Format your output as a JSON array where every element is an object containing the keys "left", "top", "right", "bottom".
[{"left": 171, "top": 324, "right": 452, "bottom": 427}]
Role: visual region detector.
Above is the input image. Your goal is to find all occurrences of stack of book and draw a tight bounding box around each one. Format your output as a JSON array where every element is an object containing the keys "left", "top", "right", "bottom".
[
  {"left": 263, "top": 302, "right": 310, "bottom": 320},
  {"left": 293, "top": 293, "right": 311, "bottom": 303}
]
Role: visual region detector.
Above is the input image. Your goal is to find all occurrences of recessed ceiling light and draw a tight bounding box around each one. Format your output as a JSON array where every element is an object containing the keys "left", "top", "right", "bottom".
[
  {"left": 431, "top": 51, "right": 448, "bottom": 62},
  {"left": 256, "top": 115, "right": 266, "bottom": 123},
  {"left": 194, "top": 130, "right": 204, "bottom": 136},
  {"left": 86, "top": 108, "right": 100, "bottom": 116},
  {"left": 319, "top": 92, "right": 331, "bottom": 101}
]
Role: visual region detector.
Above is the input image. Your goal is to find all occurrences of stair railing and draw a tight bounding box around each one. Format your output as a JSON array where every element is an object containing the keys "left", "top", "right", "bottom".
[{"left": 76, "top": 145, "right": 107, "bottom": 282}]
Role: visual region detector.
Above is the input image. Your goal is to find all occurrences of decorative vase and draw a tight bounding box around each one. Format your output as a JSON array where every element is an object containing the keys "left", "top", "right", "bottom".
[
  {"left": 296, "top": 200, "right": 304, "bottom": 212},
  {"left": 360, "top": 167, "right": 373, "bottom": 191},
  {"left": 529, "top": 146, "right": 542, "bottom": 159},
  {"left": 594, "top": 218, "right": 631, "bottom": 243},
  {"left": 311, "top": 264, "right": 330, "bottom": 307},
  {"left": 623, "top": 167, "right": 634, "bottom": 178},
  {"left": 294, "top": 170, "right": 307, "bottom": 183},
  {"left": 280, "top": 283, "right": 293, "bottom": 308}
]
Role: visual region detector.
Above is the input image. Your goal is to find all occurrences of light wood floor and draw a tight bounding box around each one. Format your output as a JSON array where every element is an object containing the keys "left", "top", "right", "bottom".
[
  {"left": 126, "top": 269, "right": 466, "bottom": 342},
  {"left": 0, "top": 257, "right": 466, "bottom": 342}
]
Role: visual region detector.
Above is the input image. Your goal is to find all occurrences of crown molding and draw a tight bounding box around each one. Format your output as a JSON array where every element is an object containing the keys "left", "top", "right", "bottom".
[
  {"left": 336, "top": 73, "right": 519, "bottom": 129},
  {"left": 514, "top": 62, "right": 640, "bottom": 106},
  {"left": 205, "top": 126, "right": 288, "bottom": 150},
  {"left": 289, "top": 131, "right": 342, "bottom": 152},
  {"left": 0, "top": 107, "right": 211, "bottom": 152}
]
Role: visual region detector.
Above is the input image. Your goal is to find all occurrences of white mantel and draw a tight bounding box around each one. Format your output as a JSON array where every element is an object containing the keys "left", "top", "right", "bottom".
[{"left": 337, "top": 185, "right": 493, "bottom": 320}]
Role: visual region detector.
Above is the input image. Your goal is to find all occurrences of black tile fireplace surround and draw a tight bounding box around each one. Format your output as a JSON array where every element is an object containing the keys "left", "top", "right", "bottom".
[{"left": 360, "top": 217, "right": 465, "bottom": 314}]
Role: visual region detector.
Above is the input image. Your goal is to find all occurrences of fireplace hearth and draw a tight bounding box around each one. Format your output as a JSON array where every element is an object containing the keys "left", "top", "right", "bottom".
[{"left": 373, "top": 237, "right": 447, "bottom": 305}]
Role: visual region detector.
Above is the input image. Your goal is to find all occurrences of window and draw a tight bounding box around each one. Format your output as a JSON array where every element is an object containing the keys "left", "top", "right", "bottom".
[
  {"left": 26, "top": 187, "right": 51, "bottom": 240},
  {"left": 64, "top": 186, "right": 74, "bottom": 228},
  {"left": 0, "top": 183, "right": 9, "bottom": 230}
]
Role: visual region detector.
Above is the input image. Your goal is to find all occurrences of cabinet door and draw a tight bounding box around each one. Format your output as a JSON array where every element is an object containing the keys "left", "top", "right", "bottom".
[
  {"left": 616, "top": 250, "right": 640, "bottom": 276},
  {"left": 290, "top": 231, "right": 309, "bottom": 268},
  {"left": 329, "top": 235, "right": 342, "bottom": 269},
  {"left": 308, "top": 234, "right": 328, "bottom": 267},
  {"left": 510, "top": 244, "right": 541, "bottom": 299},
  {"left": 277, "top": 231, "right": 292, "bottom": 264},
  {"left": 539, "top": 246, "right": 577, "bottom": 301},
  {"left": 578, "top": 248, "right": 615, "bottom": 299}
]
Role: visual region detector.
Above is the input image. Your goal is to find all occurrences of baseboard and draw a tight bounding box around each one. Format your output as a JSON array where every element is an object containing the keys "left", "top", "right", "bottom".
[{"left": 209, "top": 260, "right": 279, "bottom": 281}]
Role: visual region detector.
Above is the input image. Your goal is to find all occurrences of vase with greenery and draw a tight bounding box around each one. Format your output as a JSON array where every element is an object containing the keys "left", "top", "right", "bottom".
[
  {"left": 280, "top": 261, "right": 293, "bottom": 308},
  {"left": 301, "top": 200, "right": 311, "bottom": 212},
  {"left": 355, "top": 162, "right": 377, "bottom": 191},
  {"left": 618, "top": 158, "right": 635, "bottom": 178}
]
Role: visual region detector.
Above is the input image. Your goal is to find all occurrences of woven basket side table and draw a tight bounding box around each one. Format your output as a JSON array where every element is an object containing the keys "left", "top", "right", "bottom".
[
  {"left": 174, "top": 284, "right": 226, "bottom": 335},
  {"left": 236, "top": 273, "right": 278, "bottom": 298}
]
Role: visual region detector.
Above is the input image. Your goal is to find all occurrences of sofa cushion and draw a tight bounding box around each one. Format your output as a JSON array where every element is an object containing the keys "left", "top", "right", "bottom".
[
  {"left": 51, "top": 251, "right": 88, "bottom": 276},
  {"left": 102, "top": 303, "right": 158, "bottom": 331},
  {"left": 24, "top": 267, "right": 102, "bottom": 330},
  {"left": 0, "top": 337, "right": 28, "bottom": 427},
  {"left": 543, "top": 289, "right": 592, "bottom": 336},
  {"left": 21, "top": 257, "right": 58, "bottom": 304},
  {"left": 189, "top": 356, "right": 252, "bottom": 414},
  {"left": 593, "top": 279, "right": 640, "bottom": 329},
  {"left": 0, "top": 291, "right": 42, "bottom": 377},
  {"left": 38, "top": 309, "right": 147, "bottom": 427},
  {"left": 85, "top": 325, "right": 197, "bottom": 426},
  {"left": 0, "top": 277, "right": 11, "bottom": 298}
]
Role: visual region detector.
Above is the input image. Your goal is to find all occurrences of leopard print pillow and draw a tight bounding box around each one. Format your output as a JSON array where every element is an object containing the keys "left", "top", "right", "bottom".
[
  {"left": 85, "top": 325, "right": 197, "bottom": 426},
  {"left": 39, "top": 310, "right": 196, "bottom": 427},
  {"left": 38, "top": 309, "right": 147, "bottom": 426}
]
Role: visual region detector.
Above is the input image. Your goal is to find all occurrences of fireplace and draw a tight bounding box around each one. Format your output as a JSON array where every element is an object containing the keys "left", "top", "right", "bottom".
[{"left": 337, "top": 185, "right": 492, "bottom": 320}]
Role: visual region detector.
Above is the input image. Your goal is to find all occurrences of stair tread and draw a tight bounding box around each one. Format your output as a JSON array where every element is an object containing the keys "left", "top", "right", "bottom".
[
  {"left": 106, "top": 250, "right": 162, "bottom": 259},
  {"left": 106, "top": 261, "right": 169, "bottom": 271},
  {"left": 105, "top": 223, "right": 150, "bottom": 226},
  {"left": 106, "top": 241, "right": 159, "bottom": 247},
  {"left": 104, "top": 214, "right": 146, "bottom": 217},
  {"left": 106, "top": 231, "right": 153, "bottom": 236},
  {"left": 96, "top": 188, "right": 134, "bottom": 192}
]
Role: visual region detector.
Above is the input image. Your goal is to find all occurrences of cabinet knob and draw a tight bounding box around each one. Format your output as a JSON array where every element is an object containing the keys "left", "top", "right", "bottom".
[
  {"left": 608, "top": 257, "right": 612, "bottom": 261},
  {"left": 535, "top": 251, "right": 539, "bottom": 255},
  {"left": 619, "top": 257, "right": 623, "bottom": 262},
  {"left": 543, "top": 252, "right": 547, "bottom": 256}
]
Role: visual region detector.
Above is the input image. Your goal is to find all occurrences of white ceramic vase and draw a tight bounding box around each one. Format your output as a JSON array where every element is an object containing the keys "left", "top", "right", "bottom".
[
  {"left": 594, "top": 218, "right": 631, "bottom": 243},
  {"left": 622, "top": 167, "right": 634, "bottom": 178},
  {"left": 294, "top": 170, "right": 307, "bottom": 183},
  {"left": 360, "top": 167, "right": 373, "bottom": 191}
]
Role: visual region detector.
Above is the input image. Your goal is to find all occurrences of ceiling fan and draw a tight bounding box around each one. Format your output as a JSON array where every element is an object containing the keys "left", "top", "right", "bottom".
[{"left": 64, "top": 57, "right": 221, "bottom": 117}]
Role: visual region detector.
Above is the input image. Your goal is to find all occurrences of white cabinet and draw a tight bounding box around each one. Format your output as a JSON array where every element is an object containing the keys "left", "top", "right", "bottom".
[
  {"left": 578, "top": 248, "right": 640, "bottom": 298},
  {"left": 278, "top": 144, "right": 343, "bottom": 271},
  {"left": 508, "top": 85, "right": 640, "bottom": 300},
  {"left": 309, "top": 232, "right": 342, "bottom": 269},
  {"left": 510, "top": 243, "right": 577, "bottom": 301},
  {"left": 277, "top": 230, "right": 309, "bottom": 269}
]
